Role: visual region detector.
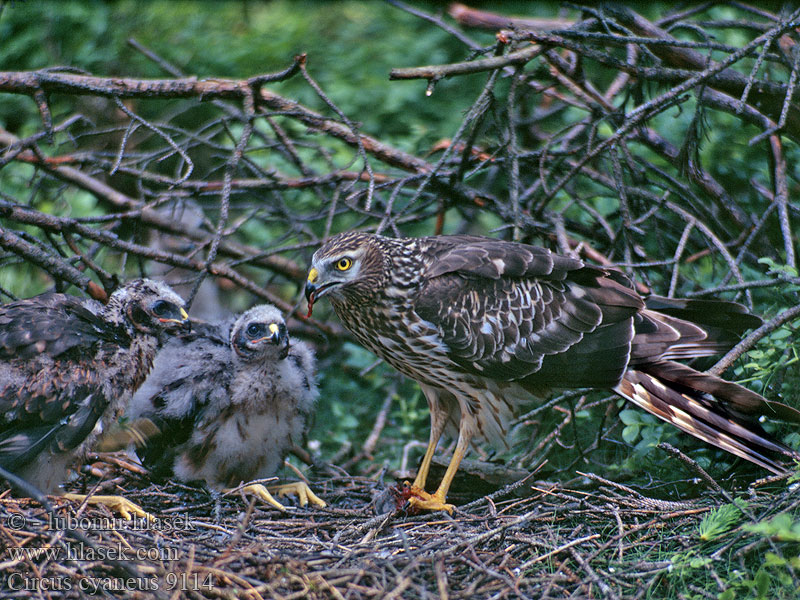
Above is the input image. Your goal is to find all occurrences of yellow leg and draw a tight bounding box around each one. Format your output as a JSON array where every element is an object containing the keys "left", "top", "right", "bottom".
[
  {"left": 407, "top": 423, "right": 473, "bottom": 515},
  {"left": 409, "top": 385, "right": 449, "bottom": 498},
  {"left": 272, "top": 482, "right": 326, "bottom": 508},
  {"left": 63, "top": 493, "right": 154, "bottom": 522},
  {"left": 410, "top": 418, "right": 445, "bottom": 494}
]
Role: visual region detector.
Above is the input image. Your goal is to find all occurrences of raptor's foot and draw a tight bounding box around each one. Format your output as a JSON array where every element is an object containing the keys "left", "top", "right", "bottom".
[
  {"left": 272, "top": 482, "right": 327, "bottom": 508},
  {"left": 399, "top": 483, "right": 454, "bottom": 514},
  {"left": 63, "top": 493, "right": 154, "bottom": 522},
  {"left": 234, "top": 484, "right": 287, "bottom": 511},
  {"left": 406, "top": 484, "right": 434, "bottom": 501},
  {"left": 407, "top": 493, "right": 454, "bottom": 515}
]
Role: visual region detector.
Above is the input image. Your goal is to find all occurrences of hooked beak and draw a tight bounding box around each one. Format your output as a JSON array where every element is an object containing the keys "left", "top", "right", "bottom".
[
  {"left": 240, "top": 322, "right": 289, "bottom": 359},
  {"left": 266, "top": 323, "right": 290, "bottom": 359},
  {"left": 305, "top": 267, "right": 336, "bottom": 317},
  {"left": 267, "top": 322, "right": 283, "bottom": 344},
  {"left": 160, "top": 306, "right": 191, "bottom": 331},
  {"left": 251, "top": 323, "right": 287, "bottom": 345},
  {"left": 304, "top": 282, "right": 316, "bottom": 304},
  {"left": 305, "top": 268, "right": 319, "bottom": 304}
]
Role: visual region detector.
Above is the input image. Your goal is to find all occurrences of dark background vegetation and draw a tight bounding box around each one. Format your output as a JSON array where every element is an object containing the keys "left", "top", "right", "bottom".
[{"left": 1, "top": 2, "right": 800, "bottom": 598}]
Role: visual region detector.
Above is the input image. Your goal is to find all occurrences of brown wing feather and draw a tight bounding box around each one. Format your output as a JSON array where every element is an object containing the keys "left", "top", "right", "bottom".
[
  {"left": 424, "top": 236, "right": 584, "bottom": 281},
  {"left": 631, "top": 296, "right": 763, "bottom": 363},
  {"left": 644, "top": 296, "right": 763, "bottom": 333},
  {"left": 641, "top": 361, "right": 800, "bottom": 423},
  {"left": 0, "top": 362, "right": 109, "bottom": 470},
  {"left": 0, "top": 293, "right": 126, "bottom": 359},
  {"left": 414, "top": 238, "right": 643, "bottom": 388},
  {"left": 0, "top": 293, "right": 126, "bottom": 470}
]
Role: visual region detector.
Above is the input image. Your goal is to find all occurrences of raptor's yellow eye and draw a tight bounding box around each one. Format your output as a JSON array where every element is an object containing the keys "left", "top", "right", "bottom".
[{"left": 336, "top": 257, "right": 353, "bottom": 271}]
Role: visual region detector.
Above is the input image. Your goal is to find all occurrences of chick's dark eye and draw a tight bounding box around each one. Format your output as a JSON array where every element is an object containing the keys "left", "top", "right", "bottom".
[
  {"left": 152, "top": 300, "right": 170, "bottom": 317},
  {"left": 246, "top": 323, "right": 265, "bottom": 338},
  {"left": 336, "top": 257, "right": 352, "bottom": 271}
]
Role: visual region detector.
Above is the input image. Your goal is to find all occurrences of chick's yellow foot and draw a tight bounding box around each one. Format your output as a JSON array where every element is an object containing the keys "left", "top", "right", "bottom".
[
  {"left": 272, "top": 482, "right": 326, "bottom": 508},
  {"left": 63, "top": 493, "right": 154, "bottom": 522},
  {"left": 234, "top": 484, "right": 287, "bottom": 512}
]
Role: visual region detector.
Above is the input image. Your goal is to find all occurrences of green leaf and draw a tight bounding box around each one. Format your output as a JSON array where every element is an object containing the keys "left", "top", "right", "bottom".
[
  {"left": 619, "top": 409, "right": 642, "bottom": 426},
  {"left": 769, "top": 329, "right": 791, "bottom": 340},
  {"left": 754, "top": 568, "right": 770, "bottom": 600},
  {"left": 622, "top": 425, "right": 640, "bottom": 444},
  {"left": 744, "top": 513, "right": 800, "bottom": 542},
  {"left": 717, "top": 588, "right": 736, "bottom": 600},
  {"left": 717, "top": 589, "right": 735, "bottom": 600},
  {"left": 764, "top": 552, "right": 787, "bottom": 567}
]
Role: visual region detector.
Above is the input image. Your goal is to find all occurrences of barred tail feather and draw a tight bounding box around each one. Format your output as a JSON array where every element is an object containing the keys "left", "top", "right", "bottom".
[{"left": 615, "top": 367, "right": 800, "bottom": 474}]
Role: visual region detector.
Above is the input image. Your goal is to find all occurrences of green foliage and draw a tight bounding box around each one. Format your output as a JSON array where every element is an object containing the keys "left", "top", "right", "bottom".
[
  {"left": 0, "top": 1, "right": 485, "bottom": 148},
  {"left": 757, "top": 257, "right": 800, "bottom": 281},
  {"left": 663, "top": 492, "right": 800, "bottom": 600},
  {"left": 619, "top": 408, "right": 664, "bottom": 448},
  {"left": 698, "top": 501, "right": 745, "bottom": 542},
  {"left": 734, "top": 299, "right": 800, "bottom": 416},
  {"left": 311, "top": 342, "right": 427, "bottom": 469},
  {"left": 744, "top": 512, "right": 800, "bottom": 543}
]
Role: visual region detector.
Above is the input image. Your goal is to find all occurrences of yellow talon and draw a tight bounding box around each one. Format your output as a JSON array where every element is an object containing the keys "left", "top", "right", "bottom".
[
  {"left": 234, "top": 484, "right": 287, "bottom": 511},
  {"left": 407, "top": 493, "right": 454, "bottom": 515},
  {"left": 272, "top": 481, "right": 326, "bottom": 508},
  {"left": 406, "top": 484, "right": 434, "bottom": 502},
  {"left": 227, "top": 481, "right": 326, "bottom": 510},
  {"left": 63, "top": 493, "right": 155, "bottom": 522}
]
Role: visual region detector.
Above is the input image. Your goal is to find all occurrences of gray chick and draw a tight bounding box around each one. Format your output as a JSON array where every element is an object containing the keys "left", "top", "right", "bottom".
[
  {"left": 0, "top": 278, "right": 189, "bottom": 519},
  {"left": 126, "top": 304, "right": 324, "bottom": 509}
]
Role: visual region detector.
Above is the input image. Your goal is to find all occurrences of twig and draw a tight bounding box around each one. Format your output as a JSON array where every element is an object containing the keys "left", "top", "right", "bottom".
[
  {"left": 708, "top": 303, "right": 800, "bottom": 376},
  {"left": 390, "top": 44, "right": 544, "bottom": 81},
  {"left": 657, "top": 443, "right": 723, "bottom": 493}
]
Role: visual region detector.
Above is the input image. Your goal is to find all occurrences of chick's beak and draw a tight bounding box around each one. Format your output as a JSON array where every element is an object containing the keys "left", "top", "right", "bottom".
[
  {"left": 161, "top": 306, "right": 191, "bottom": 331},
  {"left": 268, "top": 323, "right": 290, "bottom": 359},
  {"left": 267, "top": 323, "right": 283, "bottom": 344}
]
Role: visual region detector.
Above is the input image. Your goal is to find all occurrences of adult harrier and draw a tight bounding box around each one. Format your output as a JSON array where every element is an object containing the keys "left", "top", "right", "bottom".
[{"left": 305, "top": 232, "right": 800, "bottom": 513}]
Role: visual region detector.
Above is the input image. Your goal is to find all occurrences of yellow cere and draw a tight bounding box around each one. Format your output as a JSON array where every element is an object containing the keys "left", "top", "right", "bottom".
[
  {"left": 180, "top": 307, "right": 189, "bottom": 320},
  {"left": 268, "top": 323, "right": 279, "bottom": 334},
  {"left": 307, "top": 268, "right": 319, "bottom": 283}
]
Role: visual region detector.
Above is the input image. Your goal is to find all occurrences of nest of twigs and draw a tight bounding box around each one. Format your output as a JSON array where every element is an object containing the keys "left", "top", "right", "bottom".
[{"left": 2, "top": 451, "right": 798, "bottom": 600}]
